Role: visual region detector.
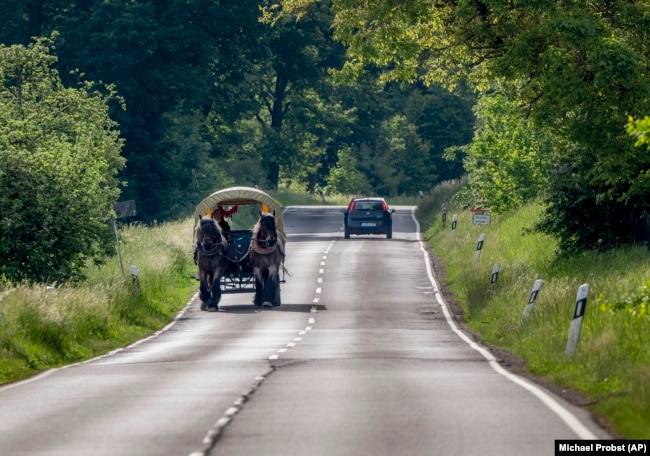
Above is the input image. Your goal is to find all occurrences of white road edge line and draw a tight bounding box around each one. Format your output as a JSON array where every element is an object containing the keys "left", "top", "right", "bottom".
[{"left": 410, "top": 207, "right": 598, "bottom": 440}]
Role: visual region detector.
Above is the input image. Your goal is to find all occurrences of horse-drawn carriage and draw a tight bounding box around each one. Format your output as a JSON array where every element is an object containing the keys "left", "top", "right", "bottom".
[{"left": 193, "top": 187, "right": 286, "bottom": 311}]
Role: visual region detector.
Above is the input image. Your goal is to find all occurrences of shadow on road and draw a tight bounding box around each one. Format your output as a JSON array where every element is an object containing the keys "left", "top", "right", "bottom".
[{"left": 215, "top": 303, "right": 328, "bottom": 314}]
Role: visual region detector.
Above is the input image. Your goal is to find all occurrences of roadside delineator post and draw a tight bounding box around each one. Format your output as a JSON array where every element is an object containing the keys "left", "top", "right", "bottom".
[
  {"left": 131, "top": 265, "right": 140, "bottom": 287},
  {"left": 112, "top": 200, "right": 137, "bottom": 276},
  {"left": 113, "top": 219, "right": 124, "bottom": 275},
  {"left": 490, "top": 264, "right": 500, "bottom": 289},
  {"left": 451, "top": 214, "right": 458, "bottom": 236},
  {"left": 566, "top": 283, "right": 589, "bottom": 357},
  {"left": 523, "top": 279, "right": 544, "bottom": 319},
  {"left": 472, "top": 233, "right": 485, "bottom": 264}
]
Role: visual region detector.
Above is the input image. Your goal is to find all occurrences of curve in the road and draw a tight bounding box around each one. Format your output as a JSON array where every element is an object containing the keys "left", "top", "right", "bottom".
[{"left": 410, "top": 207, "right": 598, "bottom": 440}]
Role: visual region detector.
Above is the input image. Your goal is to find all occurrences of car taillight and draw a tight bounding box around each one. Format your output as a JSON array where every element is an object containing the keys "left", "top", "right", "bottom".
[
  {"left": 348, "top": 202, "right": 355, "bottom": 210},
  {"left": 382, "top": 201, "right": 388, "bottom": 211}
]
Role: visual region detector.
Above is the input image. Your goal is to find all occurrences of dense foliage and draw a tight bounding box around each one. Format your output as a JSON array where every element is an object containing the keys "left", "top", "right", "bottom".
[
  {"left": 0, "top": 0, "right": 472, "bottom": 223},
  {"left": 447, "top": 94, "right": 554, "bottom": 213},
  {"left": 0, "top": 36, "right": 125, "bottom": 283},
  {"left": 281, "top": 0, "right": 650, "bottom": 252}
]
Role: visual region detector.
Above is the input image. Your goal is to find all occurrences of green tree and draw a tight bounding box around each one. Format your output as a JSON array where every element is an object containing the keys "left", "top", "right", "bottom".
[
  {"left": 398, "top": 83, "right": 474, "bottom": 183},
  {"left": 451, "top": 94, "right": 554, "bottom": 214},
  {"left": 627, "top": 115, "right": 650, "bottom": 153},
  {"left": 301, "top": 0, "right": 650, "bottom": 250},
  {"left": 48, "top": 0, "right": 266, "bottom": 221},
  {"left": 256, "top": 0, "right": 347, "bottom": 190},
  {"left": 0, "top": 36, "right": 125, "bottom": 283},
  {"left": 2, "top": 1, "right": 472, "bottom": 218},
  {"left": 321, "top": 76, "right": 471, "bottom": 198},
  {"left": 373, "top": 114, "right": 433, "bottom": 195},
  {"left": 325, "top": 145, "right": 371, "bottom": 195}
]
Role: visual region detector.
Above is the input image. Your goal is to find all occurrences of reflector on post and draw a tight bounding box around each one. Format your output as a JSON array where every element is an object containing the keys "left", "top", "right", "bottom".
[{"left": 566, "top": 284, "right": 589, "bottom": 357}]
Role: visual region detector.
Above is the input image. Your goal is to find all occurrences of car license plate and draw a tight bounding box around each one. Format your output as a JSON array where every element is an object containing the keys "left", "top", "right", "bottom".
[{"left": 361, "top": 222, "right": 376, "bottom": 227}]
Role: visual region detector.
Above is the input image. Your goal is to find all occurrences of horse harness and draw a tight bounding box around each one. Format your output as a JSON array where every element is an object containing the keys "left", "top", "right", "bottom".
[
  {"left": 250, "top": 223, "right": 283, "bottom": 256},
  {"left": 251, "top": 236, "right": 280, "bottom": 255}
]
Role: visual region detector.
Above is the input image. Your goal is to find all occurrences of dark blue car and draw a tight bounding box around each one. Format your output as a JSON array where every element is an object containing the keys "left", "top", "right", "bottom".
[{"left": 343, "top": 197, "right": 394, "bottom": 239}]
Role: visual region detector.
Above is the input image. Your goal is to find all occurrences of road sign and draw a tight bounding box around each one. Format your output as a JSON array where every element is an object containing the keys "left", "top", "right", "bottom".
[
  {"left": 472, "top": 213, "right": 492, "bottom": 225},
  {"left": 111, "top": 200, "right": 137, "bottom": 275},
  {"left": 113, "top": 200, "right": 137, "bottom": 219}
]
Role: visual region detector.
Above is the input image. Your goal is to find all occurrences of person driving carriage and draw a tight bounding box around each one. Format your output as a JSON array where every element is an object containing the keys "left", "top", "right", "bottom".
[{"left": 211, "top": 205, "right": 237, "bottom": 240}]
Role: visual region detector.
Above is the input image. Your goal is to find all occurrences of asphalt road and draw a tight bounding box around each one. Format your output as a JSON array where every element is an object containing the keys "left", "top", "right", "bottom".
[{"left": 0, "top": 206, "right": 611, "bottom": 455}]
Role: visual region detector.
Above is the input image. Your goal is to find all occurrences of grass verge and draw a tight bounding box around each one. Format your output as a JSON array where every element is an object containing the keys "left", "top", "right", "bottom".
[
  {"left": 0, "top": 218, "right": 197, "bottom": 384},
  {"left": 418, "top": 182, "right": 650, "bottom": 439}
]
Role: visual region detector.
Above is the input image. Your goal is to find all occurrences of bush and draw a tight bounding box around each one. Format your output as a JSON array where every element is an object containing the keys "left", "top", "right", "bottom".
[
  {"left": 0, "top": 35, "right": 125, "bottom": 283},
  {"left": 598, "top": 280, "right": 650, "bottom": 320}
]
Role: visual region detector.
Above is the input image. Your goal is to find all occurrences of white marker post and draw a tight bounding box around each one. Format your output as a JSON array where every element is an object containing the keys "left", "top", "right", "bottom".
[
  {"left": 131, "top": 265, "right": 139, "bottom": 286},
  {"left": 472, "top": 233, "right": 485, "bottom": 265},
  {"left": 566, "top": 284, "right": 589, "bottom": 357},
  {"left": 523, "top": 279, "right": 544, "bottom": 319},
  {"left": 451, "top": 214, "right": 458, "bottom": 236},
  {"left": 490, "top": 264, "right": 500, "bottom": 289}
]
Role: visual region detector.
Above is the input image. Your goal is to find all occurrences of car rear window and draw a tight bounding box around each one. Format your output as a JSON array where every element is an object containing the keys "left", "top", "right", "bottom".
[{"left": 354, "top": 201, "right": 384, "bottom": 211}]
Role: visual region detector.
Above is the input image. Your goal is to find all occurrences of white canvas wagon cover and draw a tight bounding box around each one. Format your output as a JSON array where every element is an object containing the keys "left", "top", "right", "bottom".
[{"left": 194, "top": 186, "right": 286, "bottom": 240}]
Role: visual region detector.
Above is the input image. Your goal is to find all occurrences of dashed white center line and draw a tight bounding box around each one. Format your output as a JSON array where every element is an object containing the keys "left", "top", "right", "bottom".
[
  {"left": 197, "top": 241, "right": 337, "bottom": 455},
  {"left": 265, "top": 241, "right": 333, "bottom": 363}
]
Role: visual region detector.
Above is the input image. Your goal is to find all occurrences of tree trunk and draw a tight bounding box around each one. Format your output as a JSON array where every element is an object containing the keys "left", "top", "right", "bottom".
[{"left": 266, "top": 75, "right": 289, "bottom": 189}]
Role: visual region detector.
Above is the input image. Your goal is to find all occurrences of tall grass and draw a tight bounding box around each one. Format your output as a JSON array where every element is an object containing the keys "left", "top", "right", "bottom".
[
  {"left": 419, "top": 186, "right": 650, "bottom": 438},
  {"left": 416, "top": 178, "right": 467, "bottom": 231},
  {"left": 0, "top": 218, "right": 197, "bottom": 384}
]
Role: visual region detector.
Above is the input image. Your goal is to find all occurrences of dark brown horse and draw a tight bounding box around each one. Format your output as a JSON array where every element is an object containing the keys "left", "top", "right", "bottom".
[
  {"left": 194, "top": 217, "right": 229, "bottom": 311},
  {"left": 248, "top": 211, "right": 284, "bottom": 307}
]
